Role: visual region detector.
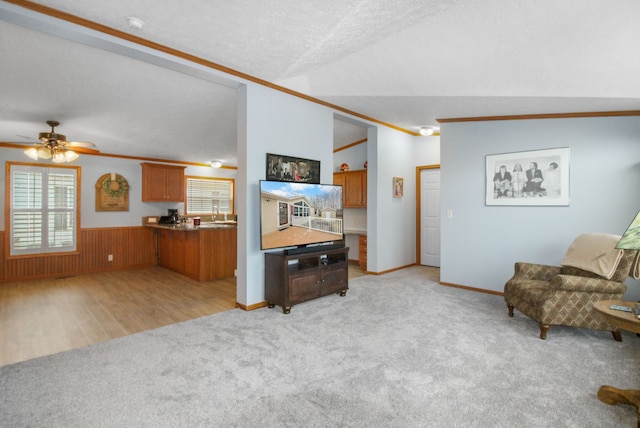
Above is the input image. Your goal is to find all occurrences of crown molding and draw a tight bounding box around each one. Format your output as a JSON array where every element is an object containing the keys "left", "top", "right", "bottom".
[{"left": 438, "top": 110, "right": 640, "bottom": 123}]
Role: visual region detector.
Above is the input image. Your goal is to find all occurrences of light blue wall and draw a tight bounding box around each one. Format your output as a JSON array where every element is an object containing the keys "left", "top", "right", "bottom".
[
  {"left": 333, "top": 142, "right": 367, "bottom": 172},
  {"left": 413, "top": 135, "right": 441, "bottom": 168},
  {"left": 368, "top": 125, "right": 418, "bottom": 272},
  {"left": 0, "top": 149, "right": 236, "bottom": 230},
  {"left": 237, "top": 83, "right": 335, "bottom": 307},
  {"left": 440, "top": 116, "right": 640, "bottom": 300},
  {"left": 331, "top": 132, "right": 441, "bottom": 270}
]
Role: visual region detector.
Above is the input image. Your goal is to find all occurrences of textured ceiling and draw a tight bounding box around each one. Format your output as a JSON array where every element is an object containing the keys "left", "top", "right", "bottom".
[
  {"left": 20, "top": 0, "right": 461, "bottom": 82},
  {"left": 1, "top": 0, "right": 639, "bottom": 165}
]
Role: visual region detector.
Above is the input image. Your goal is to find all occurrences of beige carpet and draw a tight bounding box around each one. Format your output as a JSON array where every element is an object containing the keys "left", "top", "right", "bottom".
[{"left": 1, "top": 266, "right": 638, "bottom": 427}]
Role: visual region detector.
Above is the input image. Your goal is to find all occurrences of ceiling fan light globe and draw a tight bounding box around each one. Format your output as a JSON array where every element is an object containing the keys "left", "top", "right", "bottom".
[
  {"left": 64, "top": 150, "right": 79, "bottom": 162},
  {"left": 36, "top": 147, "right": 52, "bottom": 159},
  {"left": 52, "top": 152, "right": 66, "bottom": 163},
  {"left": 24, "top": 148, "right": 39, "bottom": 160}
]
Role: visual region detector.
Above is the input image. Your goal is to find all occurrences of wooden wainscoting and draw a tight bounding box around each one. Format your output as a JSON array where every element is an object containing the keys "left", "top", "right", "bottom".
[{"left": 0, "top": 227, "right": 157, "bottom": 283}]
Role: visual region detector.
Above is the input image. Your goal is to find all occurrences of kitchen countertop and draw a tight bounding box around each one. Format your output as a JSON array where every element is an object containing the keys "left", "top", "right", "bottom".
[
  {"left": 147, "top": 222, "right": 237, "bottom": 231},
  {"left": 344, "top": 228, "right": 367, "bottom": 235}
]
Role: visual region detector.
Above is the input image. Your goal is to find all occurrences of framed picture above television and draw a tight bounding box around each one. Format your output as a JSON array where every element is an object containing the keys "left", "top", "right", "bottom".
[{"left": 266, "top": 153, "right": 320, "bottom": 184}]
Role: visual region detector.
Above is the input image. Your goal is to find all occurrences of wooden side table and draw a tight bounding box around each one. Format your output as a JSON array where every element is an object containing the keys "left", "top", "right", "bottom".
[{"left": 593, "top": 301, "right": 640, "bottom": 427}]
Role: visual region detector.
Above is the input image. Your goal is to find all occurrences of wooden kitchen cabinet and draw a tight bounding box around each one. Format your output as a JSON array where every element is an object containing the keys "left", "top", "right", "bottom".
[
  {"left": 333, "top": 172, "right": 345, "bottom": 194},
  {"left": 265, "top": 247, "right": 349, "bottom": 314},
  {"left": 333, "top": 170, "right": 367, "bottom": 208},
  {"left": 155, "top": 225, "right": 237, "bottom": 281},
  {"left": 141, "top": 162, "right": 186, "bottom": 202},
  {"left": 156, "top": 228, "right": 192, "bottom": 276}
]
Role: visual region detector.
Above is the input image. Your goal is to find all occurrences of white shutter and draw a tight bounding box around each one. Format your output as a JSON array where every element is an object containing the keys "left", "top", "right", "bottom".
[
  {"left": 10, "top": 164, "right": 77, "bottom": 256},
  {"left": 12, "top": 170, "right": 43, "bottom": 251},
  {"left": 48, "top": 173, "right": 76, "bottom": 248}
]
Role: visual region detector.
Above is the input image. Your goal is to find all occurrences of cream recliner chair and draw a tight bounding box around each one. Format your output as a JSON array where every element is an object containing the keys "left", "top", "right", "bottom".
[{"left": 504, "top": 233, "right": 638, "bottom": 340}]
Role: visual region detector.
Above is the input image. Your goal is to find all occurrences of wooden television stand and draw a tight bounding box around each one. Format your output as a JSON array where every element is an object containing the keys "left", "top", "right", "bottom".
[{"left": 265, "top": 246, "right": 349, "bottom": 314}]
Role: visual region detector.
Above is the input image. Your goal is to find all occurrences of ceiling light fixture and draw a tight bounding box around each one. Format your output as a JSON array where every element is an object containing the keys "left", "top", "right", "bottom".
[
  {"left": 23, "top": 120, "right": 98, "bottom": 163},
  {"left": 126, "top": 17, "right": 145, "bottom": 30},
  {"left": 419, "top": 126, "right": 440, "bottom": 136},
  {"left": 24, "top": 144, "right": 79, "bottom": 163},
  {"left": 210, "top": 160, "right": 223, "bottom": 168}
]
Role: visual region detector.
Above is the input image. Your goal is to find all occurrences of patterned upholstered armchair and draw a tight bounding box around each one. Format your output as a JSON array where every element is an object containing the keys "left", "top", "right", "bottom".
[{"left": 504, "top": 234, "right": 638, "bottom": 341}]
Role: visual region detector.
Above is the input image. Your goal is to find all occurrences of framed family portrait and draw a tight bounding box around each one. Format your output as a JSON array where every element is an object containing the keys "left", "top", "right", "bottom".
[
  {"left": 485, "top": 147, "right": 570, "bottom": 206},
  {"left": 266, "top": 153, "right": 320, "bottom": 184}
]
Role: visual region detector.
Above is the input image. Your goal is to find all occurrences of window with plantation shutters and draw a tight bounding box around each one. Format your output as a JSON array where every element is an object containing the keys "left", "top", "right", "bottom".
[
  {"left": 185, "top": 177, "right": 234, "bottom": 215},
  {"left": 9, "top": 163, "right": 79, "bottom": 256}
]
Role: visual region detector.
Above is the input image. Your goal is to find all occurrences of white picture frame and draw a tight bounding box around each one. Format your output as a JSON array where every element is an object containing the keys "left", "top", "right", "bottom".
[{"left": 485, "top": 147, "right": 570, "bottom": 206}]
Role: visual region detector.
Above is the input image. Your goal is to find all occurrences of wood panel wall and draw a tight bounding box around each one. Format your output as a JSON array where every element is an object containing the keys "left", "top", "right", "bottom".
[
  {"left": 155, "top": 227, "right": 237, "bottom": 281},
  {"left": 0, "top": 227, "right": 157, "bottom": 282}
]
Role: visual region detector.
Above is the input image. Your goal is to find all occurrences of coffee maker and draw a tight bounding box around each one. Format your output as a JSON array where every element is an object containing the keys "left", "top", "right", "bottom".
[{"left": 168, "top": 209, "right": 180, "bottom": 224}]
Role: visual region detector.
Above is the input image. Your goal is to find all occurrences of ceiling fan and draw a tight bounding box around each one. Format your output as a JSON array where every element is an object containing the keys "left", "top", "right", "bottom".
[{"left": 24, "top": 120, "right": 100, "bottom": 163}]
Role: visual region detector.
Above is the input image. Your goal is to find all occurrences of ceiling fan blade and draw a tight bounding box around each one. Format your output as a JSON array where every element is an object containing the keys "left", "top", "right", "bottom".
[
  {"left": 64, "top": 141, "right": 97, "bottom": 148},
  {"left": 7, "top": 141, "right": 100, "bottom": 155},
  {"left": 2, "top": 141, "right": 38, "bottom": 149},
  {"left": 69, "top": 146, "right": 100, "bottom": 155}
]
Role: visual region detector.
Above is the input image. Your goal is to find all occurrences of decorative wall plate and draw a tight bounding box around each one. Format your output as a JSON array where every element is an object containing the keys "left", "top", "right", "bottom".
[{"left": 96, "top": 173, "right": 129, "bottom": 211}]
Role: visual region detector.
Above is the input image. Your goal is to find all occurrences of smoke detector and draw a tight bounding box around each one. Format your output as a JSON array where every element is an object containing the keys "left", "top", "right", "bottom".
[{"left": 126, "top": 17, "right": 145, "bottom": 30}]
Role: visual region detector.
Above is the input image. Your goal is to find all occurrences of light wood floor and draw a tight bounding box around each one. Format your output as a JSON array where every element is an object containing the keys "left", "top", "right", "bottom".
[{"left": 0, "top": 264, "right": 367, "bottom": 367}]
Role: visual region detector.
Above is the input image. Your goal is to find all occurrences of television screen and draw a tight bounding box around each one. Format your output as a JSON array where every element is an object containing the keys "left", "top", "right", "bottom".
[{"left": 259, "top": 180, "right": 344, "bottom": 251}]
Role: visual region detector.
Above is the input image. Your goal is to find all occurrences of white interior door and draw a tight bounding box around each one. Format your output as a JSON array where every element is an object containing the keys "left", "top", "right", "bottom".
[{"left": 420, "top": 169, "right": 441, "bottom": 267}]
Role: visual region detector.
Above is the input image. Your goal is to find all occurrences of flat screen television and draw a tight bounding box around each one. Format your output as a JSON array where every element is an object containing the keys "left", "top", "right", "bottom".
[{"left": 259, "top": 180, "right": 344, "bottom": 253}]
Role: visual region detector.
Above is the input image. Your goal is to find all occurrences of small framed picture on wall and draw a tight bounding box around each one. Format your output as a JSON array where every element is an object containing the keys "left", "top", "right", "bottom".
[{"left": 393, "top": 177, "right": 404, "bottom": 198}]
